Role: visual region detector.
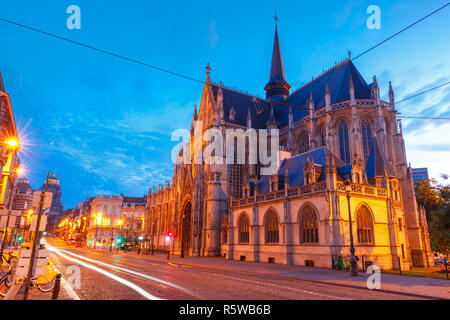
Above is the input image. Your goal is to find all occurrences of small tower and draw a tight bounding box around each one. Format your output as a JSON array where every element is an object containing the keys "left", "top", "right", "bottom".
[
  {"left": 264, "top": 21, "right": 290, "bottom": 101},
  {"left": 205, "top": 166, "right": 226, "bottom": 256}
]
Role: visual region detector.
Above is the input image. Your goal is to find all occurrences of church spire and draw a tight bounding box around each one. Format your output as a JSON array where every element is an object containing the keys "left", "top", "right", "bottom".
[
  {"left": 264, "top": 12, "right": 290, "bottom": 101},
  {"left": 0, "top": 70, "right": 5, "bottom": 92}
]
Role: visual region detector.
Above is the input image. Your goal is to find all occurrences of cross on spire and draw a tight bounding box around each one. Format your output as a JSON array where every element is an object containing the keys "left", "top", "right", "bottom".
[{"left": 273, "top": 9, "right": 279, "bottom": 27}]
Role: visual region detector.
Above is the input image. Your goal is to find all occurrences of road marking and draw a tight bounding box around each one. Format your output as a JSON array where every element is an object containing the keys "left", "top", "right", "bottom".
[
  {"left": 50, "top": 246, "right": 201, "bottom": 299},
  {"left": 47, "top": 245, "right": 162, "bottom": 300},
  {"left": 49, "top": 254, "right": 81, "bottom": 300},
  {"left": 190, "top": 268, "right": 352, "bottom": 300}
]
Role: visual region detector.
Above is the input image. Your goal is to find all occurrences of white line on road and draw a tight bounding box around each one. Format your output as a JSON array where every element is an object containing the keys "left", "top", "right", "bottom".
[
  {"left": 51, "top": 247, "right": 202, "bottom": 299},
  {"left": 189, "top": 267, "right": 352, "bottom": 300},
  {"left": 47, "top": 245, "right": 162, "bottom": 300},
  {"left": 50, "top": 255, "right": 81, "bottom": 300}
]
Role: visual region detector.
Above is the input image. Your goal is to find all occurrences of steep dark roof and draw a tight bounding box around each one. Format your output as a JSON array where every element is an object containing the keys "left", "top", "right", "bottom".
[
  {"left": 274, "top": 60, "right": 373, "bottom": 126},
  {"left": 123, "top": 196, "right": 146, "bottom": 204},
  {"left": 365, "top": 138, "right": 396, "bottom": 178},
  {"left": 210, "top": 59, "right": 373, "bottom": 130},
  {"left": 211, "top": 85, "right": 271, "bottom": 129},
  {"left": 256, "top": 147, "right": 344, "bottom": 194}
]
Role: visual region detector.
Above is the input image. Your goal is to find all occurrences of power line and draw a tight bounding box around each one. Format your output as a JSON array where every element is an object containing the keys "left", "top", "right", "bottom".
[
  {"left": 395, "top": 81, "right": 450, "bottom": 104},
  {"left": 353, "top": 3, "right": 449, "bottom": 60},
  {"left": 1, "top": 4, "right": 448, "bottom": 85},
  {"left": 0, "top": 9, "right": 449, "bottom": 120},
  {"left": 0, "top": 17, "right": 204, "bottom": 85}
]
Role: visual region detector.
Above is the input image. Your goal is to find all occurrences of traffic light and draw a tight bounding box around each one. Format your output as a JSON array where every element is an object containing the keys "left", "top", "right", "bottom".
[
  {"left": 115, "top": 237, "right": 123, "bottom": 245},
  {"left": 17, "top": 235, "right": 24, "bottom": 243}
]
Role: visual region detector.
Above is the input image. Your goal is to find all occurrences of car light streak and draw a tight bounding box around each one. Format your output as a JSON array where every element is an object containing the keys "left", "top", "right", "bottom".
[
  {"left": 47, "top": 245, "right": 162, "bottom": 300},
  {"left": 46, "top": 242, "right": 201, "bottom": 299}
]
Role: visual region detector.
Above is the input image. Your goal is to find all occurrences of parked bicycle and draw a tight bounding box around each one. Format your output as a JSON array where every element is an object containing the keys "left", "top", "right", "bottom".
[
  {"left": 0, "top": 251, "right": 17, "bottom": 273},
  {"left": 0, "top": 263, "right": 57, "bottom": 297}
]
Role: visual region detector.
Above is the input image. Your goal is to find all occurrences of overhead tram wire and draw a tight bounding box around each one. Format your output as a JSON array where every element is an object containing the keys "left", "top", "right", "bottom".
[
  {"left": 352, "top": 3, "right": 449, "bottom": 60},
  {"left": 0, "top": 17, "right": 205, "bottom": 85},
  {"left": 0, "top": 5, "right": 449, "bottom": 120},
  {"left": 0, "top": 4, "right": 448, "bottom": 88},
  {"left": 395, "top": 81, "right": 450, "bottom": 104}
]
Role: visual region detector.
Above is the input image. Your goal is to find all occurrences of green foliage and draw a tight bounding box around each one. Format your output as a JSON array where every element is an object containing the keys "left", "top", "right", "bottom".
[{"left": 414, "top": 179, "right": 449, "bottom": 256}]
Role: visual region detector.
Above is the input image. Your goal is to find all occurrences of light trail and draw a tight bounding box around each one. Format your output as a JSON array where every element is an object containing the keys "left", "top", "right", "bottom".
[
  {"left": 47, "top": 243, "right": 201, "bottom": 299},
  {"left": 47, "top": 244, "right": 162, "bottom": 300}
]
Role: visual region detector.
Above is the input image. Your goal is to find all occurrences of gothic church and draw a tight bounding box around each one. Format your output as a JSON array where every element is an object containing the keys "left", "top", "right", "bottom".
[{"left": 146, "top": 24, "right": 433, "bottom": 270}]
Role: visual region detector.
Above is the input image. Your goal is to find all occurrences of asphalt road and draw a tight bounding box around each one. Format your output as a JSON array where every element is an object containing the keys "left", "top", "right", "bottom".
[{"left": 45, "top": 238, "right": 422, "bottom": 300}]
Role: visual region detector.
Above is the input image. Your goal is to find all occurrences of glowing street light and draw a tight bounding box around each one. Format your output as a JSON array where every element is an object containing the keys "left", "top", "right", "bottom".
[{"left": 5, "top": 137, "right": 20, "bottom": 149}]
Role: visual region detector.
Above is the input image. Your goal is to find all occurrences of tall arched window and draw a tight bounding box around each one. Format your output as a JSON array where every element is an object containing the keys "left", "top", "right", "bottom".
[
  {"left": 298, "top": 133, "right": 309, "bottom": 154},
  {"left": 357, "top": 205, "right": 374, "bottom": 244},
  {"left": 319, "top": 126, "right": 326, "bottom": 147},
  {"left": 265, "top": 211, "right": 279, "bottom": 243},
  {"left": 300, "top": 206, "right": 319, "bottom": 243},
  {"left": 238, "top": 214, "right": 250, "bottom": 244},
  {"left": 361, "top": 119, "right": 373, "bottom": 160},
  {"left": 339, "top": 120, "right": 350, "bottom": 163}
]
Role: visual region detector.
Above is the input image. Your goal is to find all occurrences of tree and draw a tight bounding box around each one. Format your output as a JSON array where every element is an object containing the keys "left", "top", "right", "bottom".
[{"left": 414, "top": 179, "right": 449, "bottom": 256}]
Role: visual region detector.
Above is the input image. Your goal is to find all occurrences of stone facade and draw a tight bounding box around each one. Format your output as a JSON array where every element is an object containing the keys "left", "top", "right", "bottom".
[{"left": 146, "top": 26, "right": 433, "bottom": 270}]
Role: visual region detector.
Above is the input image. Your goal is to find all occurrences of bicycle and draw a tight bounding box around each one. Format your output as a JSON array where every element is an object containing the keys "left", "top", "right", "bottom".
[
  {"left": 0, "top": 263, "right": 58, "bottom": 297},
  {"left": 1, "top": 251, "right": 18, "bottom": 273}
]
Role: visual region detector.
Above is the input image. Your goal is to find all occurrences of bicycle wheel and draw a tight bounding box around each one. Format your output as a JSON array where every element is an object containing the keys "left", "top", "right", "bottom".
[
  {"left": 0, "top": 273, "right": 13, "bottom": 297},
  {"left": 36, "top": 275, "right": 56, "bottom": 293},
  {"left": 1, "top": 257, "right": 9, "bottom": 273}
]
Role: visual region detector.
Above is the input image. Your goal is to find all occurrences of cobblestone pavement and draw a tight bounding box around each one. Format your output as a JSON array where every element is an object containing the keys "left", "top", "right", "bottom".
[{"left": 43, "top": 238, "right": 449, "bottom": 300}]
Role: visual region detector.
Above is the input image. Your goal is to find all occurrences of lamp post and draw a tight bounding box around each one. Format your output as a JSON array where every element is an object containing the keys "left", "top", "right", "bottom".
[
  {"left": 93, "top": 213, "right": 102, "bottom": 249},
  {"left": 0, "top": 141, "right": 22, "bottom": 258},
  {"left": 150, "top": 217, "right": 155, "bottom": 255},
  {"left": 344, "top": 178, "right": 358, "bottom": 276},
  {"left": 180, "top": 213, "right": 185, "bottom": 258}
]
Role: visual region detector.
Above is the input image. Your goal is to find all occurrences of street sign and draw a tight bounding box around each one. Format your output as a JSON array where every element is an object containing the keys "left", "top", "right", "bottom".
[
  {"left": 0, "top": 215, "right": 16, "bottom": 228},
  {"left": 32, "top": 191, "right": 53, "bottom": 209},
  {"left": 30, "top": 215, "right": 48, "bottom": 232},
  {"left": 16, "top": 248, "right": 49, "bottom": 277},
  {"left": 0, "top": 209, "right": 23, "bottom": 216}
]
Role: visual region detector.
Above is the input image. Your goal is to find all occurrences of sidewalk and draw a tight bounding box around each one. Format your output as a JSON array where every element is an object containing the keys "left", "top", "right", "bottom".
[{"left": 126, "top": 251, "right": 450, "bottom": 300}]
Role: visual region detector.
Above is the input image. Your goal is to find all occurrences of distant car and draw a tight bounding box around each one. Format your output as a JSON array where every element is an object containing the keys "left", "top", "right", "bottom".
[{"left": 75, "top": 242, "right": 83, "bottom": 248}]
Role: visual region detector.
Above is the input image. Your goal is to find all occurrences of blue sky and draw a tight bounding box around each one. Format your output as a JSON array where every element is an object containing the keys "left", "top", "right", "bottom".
[{"left": 0, "top": 0, "right": 449, "bottom": 208}]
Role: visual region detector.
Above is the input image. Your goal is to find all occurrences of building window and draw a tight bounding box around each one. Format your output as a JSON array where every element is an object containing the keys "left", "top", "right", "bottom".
[
  {"left": 398, "top": 218, "right": 402, "bottom": 231},
  {"left": 300, "top": 206, "right": 319, "bottom": 243},
  {"left": 298, "top": 133, "right": 309, "bottom": 154},
  {"left": 319, "top": 126, "right": 326, "bottom": 147},
  {"left": 357, "top": 205, "right": 374, "bottom": 244},
  {"left": 306, "top": 173, "right": 313, "bottom": 184},
  {"left": 230, "top": 138, "right": 243, "bottom": 200},
  {"left": 265, "top": 211, "right": 279, "bottom": 243},
  {"left": 361, "top": 119, "right": 373, "bottom": 160},
  {"left": 222, "top": 226, "right": 228, "bottom": 244},
  {"left": 238, "top": 214, "right": 250, "bottom": 244},
  {"left": 339, "top": 120, "right": 350, "bottom": 164},
  {"left": 271, "top": 181, "right": 277, "bottom": 192}
]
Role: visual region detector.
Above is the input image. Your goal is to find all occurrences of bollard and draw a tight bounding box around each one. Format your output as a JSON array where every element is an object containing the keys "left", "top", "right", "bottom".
[
  {"left": 167, "top": 249, "right": 170, "bottom": 260},
  {"left": 51, "top": 273, "right": 62, "bottom": 300}
]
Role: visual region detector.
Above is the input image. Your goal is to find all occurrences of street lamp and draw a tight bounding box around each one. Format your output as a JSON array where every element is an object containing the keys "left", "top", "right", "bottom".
[
  {"left": 150, "top": 217, "right": 156, "bottom": 255},
  {"left": 4, "top": 137, "right": 20, "bottom": 150},
  {"left": 344, "top": 178, "right": 358, "bottom": 276},
  {"left": 93, "top": 213, "right": 102, "bottom": 249}
]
